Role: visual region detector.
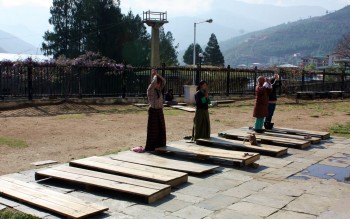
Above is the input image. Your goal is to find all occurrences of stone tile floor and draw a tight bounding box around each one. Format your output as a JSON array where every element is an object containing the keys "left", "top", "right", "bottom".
[{"left": 1, "top": 136, "right": 350, "bottom": 219}]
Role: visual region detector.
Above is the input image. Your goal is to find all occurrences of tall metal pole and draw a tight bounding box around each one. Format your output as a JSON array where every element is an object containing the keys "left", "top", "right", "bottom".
[{"left": 193, "top": 23, "right": 197, "bottom": 67}]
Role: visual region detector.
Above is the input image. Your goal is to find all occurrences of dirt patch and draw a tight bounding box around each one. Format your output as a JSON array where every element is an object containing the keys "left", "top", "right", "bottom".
[{"left": 0, "top": 98, "right": 349, "bottom": 175}]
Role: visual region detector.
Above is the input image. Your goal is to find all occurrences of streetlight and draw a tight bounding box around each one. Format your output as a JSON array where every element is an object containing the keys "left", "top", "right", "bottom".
[
  {"left": 193, "top": 18, "right": 213, "bottom": 84},
  {"left": 193, "top": 19, "right": 213, "bottom": 66}
]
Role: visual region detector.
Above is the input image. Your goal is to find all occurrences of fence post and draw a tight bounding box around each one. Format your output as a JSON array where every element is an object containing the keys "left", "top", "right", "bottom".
[
  {"left": 254, "top": 66, "right": 257, "bottom": 94},
  {"left": 301, "top": 70, "right": 305, "bottom": 92},
  {"left": 28, "top": 65, "right": 33, "bottom": 100},
  {"left": 78, "top": 67, "right": 82, "bottom": 99},
  {"left": 161, "top": 63, "right": 166, "bottom": 95},
  {"left": 122, "top": 63, "right": 126, "bottom": 98},
  {"left": 341, "top": 69, "right": 345, "bottom": 92},
  {"left": 226, "top": 65, "right": 231, "bottom": 96},
  {"left": 322, "top": 69, "right": 326, "bottom": 92},
  {"left": 0, "top": 65, "right": 2, "bottom": 100}
]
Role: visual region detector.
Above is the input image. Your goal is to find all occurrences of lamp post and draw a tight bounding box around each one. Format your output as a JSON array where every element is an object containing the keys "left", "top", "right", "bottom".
[{"left": 193, "top": 18, "right": 213, "bottom": 84}]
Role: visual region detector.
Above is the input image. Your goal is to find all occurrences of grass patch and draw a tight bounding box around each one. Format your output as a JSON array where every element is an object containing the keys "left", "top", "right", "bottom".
[
  {"left": 56, "top": 114, "right": 84, "bottom": 120},
  {"left": 330, "top": 122, "right": 350, "bottom": 138},
  {"left": 0, "top": 208, "right": 39, "bottom": 219},
  {"left": 100, "top": 108, "right": 145, "bottom": 115},
  {"left": 102, "top": 147, "right": 130, "bottom": 156},
  {"left": 164, "top": 109, "right": 183, "bottom": 116},
  {"left": 0, "top": 137, "right": 28, "bottom": 148}
]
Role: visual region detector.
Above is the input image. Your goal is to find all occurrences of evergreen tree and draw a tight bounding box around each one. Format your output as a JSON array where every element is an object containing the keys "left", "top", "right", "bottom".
[
  {"left": 159, "top": 28, "right": 179, "bottom": 66},
  {"left": 336, "top": 34, "right": 350, "bottom": 58},
  {"left": 204, "top": 33, "right": 225, "bottom": 66},
  {"left": 42, "top": 0, "right": 79, "bottom": 58},
  {"left": 122, "top": 11, "right": 150, "bottom": 66},
  {"left": 183, "top": 43, "right": 203, "bottom": 65}
]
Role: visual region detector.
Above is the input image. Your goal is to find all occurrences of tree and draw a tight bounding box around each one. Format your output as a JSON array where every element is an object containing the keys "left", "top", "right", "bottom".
[
  {"left": 121, "top": 11, "right": 150, "bottom": 66},
  {"left": 159, "top": 28, "right": 179, "bottom": 66},
  {"left": 203, "top": 33, "right": 225, "bottom": 66},
  {"left": 335, "top": 34, "right": 350, "bottom": 58},
  {"left": 42, "top": 0, "right": 79, "bottom": 58},
  {"left": 43, "top": 0, "right": 124, "bottom": 59},
  {"left": 183, "top": 44, "right": 203, "bottom": 65}
]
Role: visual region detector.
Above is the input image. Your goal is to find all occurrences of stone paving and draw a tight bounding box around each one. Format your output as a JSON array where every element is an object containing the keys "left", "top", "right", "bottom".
[{"left": 1, "top": 136, "right": 350, "bottom": 219}]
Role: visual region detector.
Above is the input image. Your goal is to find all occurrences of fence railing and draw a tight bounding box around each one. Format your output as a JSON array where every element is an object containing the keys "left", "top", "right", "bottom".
[{"left": 0, "top": 63, "right": 349, "bottom": 100}]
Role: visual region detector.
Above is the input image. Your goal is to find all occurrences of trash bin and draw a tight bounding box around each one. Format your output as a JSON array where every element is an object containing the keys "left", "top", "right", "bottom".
[{"left": 183, "top": 85, "right": 196, "bottom": 104}]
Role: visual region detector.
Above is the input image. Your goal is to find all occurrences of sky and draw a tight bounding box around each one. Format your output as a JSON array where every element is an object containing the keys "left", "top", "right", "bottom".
[{"left": 0, "top": 0, "right": 349, "bottom": 53}]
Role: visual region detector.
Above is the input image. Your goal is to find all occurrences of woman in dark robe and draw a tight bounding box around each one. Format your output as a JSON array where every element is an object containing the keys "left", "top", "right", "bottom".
[
  {"left": 192, "top": 80, "right": 211, "bottom": 141},
  {"left": 145, "top": 69, "right": 166, "bottom": 151},
  {"left": 253, "top": 76, "right": 272, "bottom": 133}
]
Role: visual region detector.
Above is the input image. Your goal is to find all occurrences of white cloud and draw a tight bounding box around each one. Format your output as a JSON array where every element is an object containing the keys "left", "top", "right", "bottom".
[
  {"left": 120, "top": 0, "right": 214, "bottom": 17},
  {"left": 0, "top": 0, "right": 51, "bottom": 8}
]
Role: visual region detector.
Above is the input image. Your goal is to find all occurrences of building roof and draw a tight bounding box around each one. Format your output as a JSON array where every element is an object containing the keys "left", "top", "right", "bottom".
[{"left": 0, "top": 53, "right": 52, "bottom": 62}]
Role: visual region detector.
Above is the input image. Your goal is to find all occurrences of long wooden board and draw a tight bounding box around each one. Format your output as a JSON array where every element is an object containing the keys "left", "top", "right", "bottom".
[
  {"left": 220, "top": 130, "right": 311, "bottom": 149},
  {"left": 240, "top": 127, "right": 321, "bottom": 144},
  {"left": 70, "top": 156, "right": 188, "bottom": 187},
  {"left": 157, "top": 142, "right": 260, "bottom": 166},
  {"left": 196, "top": 137, "right": 288, "bottom": 157},
  {"left": 264, "top": 127, "right": 330, "bottom": 140},
  {"left": 170, "top": 105, "right": 196, "bottom": 112},
  {"left": 35, "top": 166, "right": 171, "bottom": 203},
  {"left": 0, "top": 177, "right": 108, "bottom": 219},
  {"left": 111, "top": 151, "right": 219, "bottom": 174}
]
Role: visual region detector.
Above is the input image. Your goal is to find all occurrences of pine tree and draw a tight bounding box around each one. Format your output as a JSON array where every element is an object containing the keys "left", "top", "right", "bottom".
[
  {"left": 122, "top": 11, "right": 150, "bottom": 66},
  {"left": 204, "top": 33, "right": 225, "bottom": 66},
  {"left": 183, "top": 44, "right": 203, "bottom": 65},
  {"left": 160, "top": 28, "right": 179, "bottom": 66}
]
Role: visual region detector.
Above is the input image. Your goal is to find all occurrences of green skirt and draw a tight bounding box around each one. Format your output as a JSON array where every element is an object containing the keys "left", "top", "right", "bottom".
[{"left": 192, "top": 109, "right": 211, "bottom": 140}]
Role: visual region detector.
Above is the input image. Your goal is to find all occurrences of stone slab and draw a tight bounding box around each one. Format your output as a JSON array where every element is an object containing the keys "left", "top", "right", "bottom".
[
  {"left": 208, "top": 209, "right": 263, "bottom": 219},
  {"left": 242, "top": 192, "right": 295, "bottom": 209},
  {"left": 172, "top": 206, "right": 213, "bottom": 219},
  {"left": 196, "top": 194, "right": 239, "bottom": 211},
  {"left": 266, "top": 210, "right": 317, "bottom": 219},
  {"left": 228, "top": 202, "right": 278, "bottom": 217},
  {"left": 284, "top": 194, "right": 335, "bottom": 215}
]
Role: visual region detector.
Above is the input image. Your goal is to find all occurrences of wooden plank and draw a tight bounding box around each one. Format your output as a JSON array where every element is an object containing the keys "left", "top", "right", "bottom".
[
  {"left": 196, "top": 137, "right": 288, "bottom": 157},
  {"left": 265, "top": 127, "right": 330, "bottom": 140},
  {"left": 111, "top": 151, "right": 219, "bottom": 174},
  {"left": 35, "top": 166, "right": 171, "bottom": 203},
  {"left": 221, "top": 131, "right": 311, "bottom": 149},
  {"left": 158, "top": 142, "right": 260, "bottom": 166},
  {"left": 0, "top": 177, "right": 108, "bottom": 219},
  {"left": 70, "top": 156, "right": 188, "bottom": 187},
  {"left": 134, "top": 103, "right": 148, "bottom": 107},
  {"left": 31, "top": 160, "right": 58, "bottom": 166},
  {"left": 240, "top": 127, "right": 321, "bottom": 144},
  {"left": 170, "top": 105, "right": 196, "bottom": 112}
]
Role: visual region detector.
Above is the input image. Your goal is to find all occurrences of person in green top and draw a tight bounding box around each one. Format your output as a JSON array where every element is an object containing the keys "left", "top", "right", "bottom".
[{"left": 192, "top": 80, "right": 211, "bottom": 141}]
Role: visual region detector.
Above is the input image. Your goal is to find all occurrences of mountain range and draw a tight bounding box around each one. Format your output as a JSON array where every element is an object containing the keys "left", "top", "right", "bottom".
[
  {"left": 0, "top": 30, "right": 39, "bottom": 54},
  {"left": 220, "top": 5, "right": 350, "bottom": 66}
]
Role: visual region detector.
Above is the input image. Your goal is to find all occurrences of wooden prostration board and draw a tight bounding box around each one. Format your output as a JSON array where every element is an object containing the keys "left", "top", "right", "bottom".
[
  {"left": 221, "top": 130, "right": 311, "bottom": 149},
  {"left": 170, "top": 105, "right": 196, "bottom": 112},
  {"left": 264, "top": 127, "right": 330, "bottom": 140},
  {"left": 158, "top": 142, "right": 260, "bottom": 166},
  {"left": 70, "top": 156, "right": 188, "bottom": 187},
  {"left": 196, "top": 136, "right": 288, "bottom": 157},
  {"left": 111, "top": 151, "right": 219, "bottom": 174},
  {"left": 35, "top": 166, "right": 171, "bottom": 203},
  {"left": 0, "top": 177, "right": 108, "bottom": 219},
  {"left": 240, "top": 127, "right": 321, "bottom": 144}
]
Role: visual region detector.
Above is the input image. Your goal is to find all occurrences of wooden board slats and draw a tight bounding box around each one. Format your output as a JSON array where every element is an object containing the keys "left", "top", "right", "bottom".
[
  {"left": 170, "top": 105, "right": 196, "bottom": 112},
  {"left": 111, "top": 151, "right": 219, "bottom": 174},
  {"left": 196, "top": 137, "right": 288, "bottom": 157},
  {"left": 240, "top": 127, "right": 321, "bottom": 144},
  {"left": 35, "top": 166, "right": 171, "bottom": 203},
  {"left": 264, "top": 127, "right": 330, "bottom": 140},
  {"left": 157, "top": 142, "right": 260, "bottom": 166},
  {"left": 70, "top": 156, "right": 188, "bottom": 187},
  {"left": 0, "top": 177, "right": 108, "bottom": 219},
  {"left": 221, "top": 131, "right": 311, "bottom": 149}
]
